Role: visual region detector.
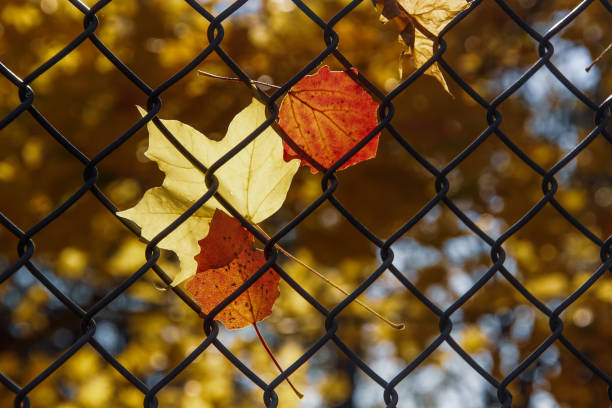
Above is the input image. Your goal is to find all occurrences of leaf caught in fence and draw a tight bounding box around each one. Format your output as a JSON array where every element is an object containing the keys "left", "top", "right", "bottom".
[
  {"left": 117, "top": 99, "right": 299, "bottom": 285},
  {"left": 278, "top": 65, "right": 380, "bottom": 173},
  {"left": 194, "top": 208, "right": 252, "bottom": 272},
  {"left": 376, "top": 0, "right": 470, "bottom": 93},
  {"left": 186, "top": 209, "right": 279, "bottom": 330},
  {"left": 186, "top": 210, "right": 304, "bottom": 398}
]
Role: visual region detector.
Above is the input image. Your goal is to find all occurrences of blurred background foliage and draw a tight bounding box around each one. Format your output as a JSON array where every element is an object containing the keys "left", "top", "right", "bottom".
[{"left": 0, "top": 0, "right": 610, "bottom": 407}]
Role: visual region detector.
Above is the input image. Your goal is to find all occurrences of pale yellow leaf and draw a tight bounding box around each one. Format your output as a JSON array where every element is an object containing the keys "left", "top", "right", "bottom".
[
  {"left": 117, "top": 187, "right": 214, "bottom": 285},
  {"left": 136, "top": 105, "right": 217, "bottom": 204},
  {"left": 216, "top": 100, "right": 300, "bottom": 223},
  {"left": 398, "top": 0, "right": 469, "bottom": 34},
  {"left": 410, "top": 30, "right": 450, "bottom": 94},
  {"left": 386, "top": 0, "right": 470, "bottom": 92},
  {"left": 117, "top": 99, "right": 299, "bottom": 285}
]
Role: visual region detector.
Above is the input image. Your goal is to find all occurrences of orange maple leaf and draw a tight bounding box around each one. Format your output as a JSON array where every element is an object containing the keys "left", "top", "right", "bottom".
[
  {"left": 186, "top": 210, "right": 303, "bottom": 398},
  {"left": 278, "top": 65, "right": 380, "bottom": 173},
  {"left": 186, "top": 210, "right": 279, "bottom": 330},
  {"left": 193, "top": 209, "right": 252, "bottom": 273},
  {"left": 187, "top": 248, "right": 280, "bottom": 330}
]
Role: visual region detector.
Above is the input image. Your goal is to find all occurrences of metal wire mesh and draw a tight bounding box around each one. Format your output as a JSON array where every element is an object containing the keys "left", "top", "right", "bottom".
[{"left": 0, "top": 0, "right": 611, "bottom": 407}]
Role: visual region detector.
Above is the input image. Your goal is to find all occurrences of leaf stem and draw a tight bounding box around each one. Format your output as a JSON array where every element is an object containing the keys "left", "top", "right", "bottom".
[
  {"left": 586, "top": 42, "right": 611, "bottom": 72},
  {"left": 254, "top": 225, "right": 405, "bottom": 330},
  {"left": 197, "top": 70, "right": 282, "bottom": 89},
  {"left": 253, "top": 322, "right": 304, "bottom": 399}
]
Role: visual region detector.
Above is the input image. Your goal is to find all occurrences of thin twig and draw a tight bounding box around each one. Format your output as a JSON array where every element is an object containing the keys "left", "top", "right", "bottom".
[
  {"left": 254, "top": 225, "right": 405, "bottom": 330},
  {"left": 197, "top": 70, "right": 282, "bottom": 89},
  {"left": 253, "top": 322, "right": 304, "bottom": 399},
  {"left": 586, "top": 42, "right": 611, "bottom": 72}
]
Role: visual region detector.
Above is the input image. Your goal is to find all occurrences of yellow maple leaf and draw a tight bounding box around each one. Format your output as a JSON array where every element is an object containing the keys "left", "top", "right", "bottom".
[
  {"left": 117, "top": 99, "right": 300, "bottom": 285},
  {"left": 377, "top": 0, "right": 470, "bottom": 93}
]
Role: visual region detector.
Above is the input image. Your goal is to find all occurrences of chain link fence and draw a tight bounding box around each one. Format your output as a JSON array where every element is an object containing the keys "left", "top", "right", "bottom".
[{"left": 1, "top": 0, "right": 611, "bottom": 407}]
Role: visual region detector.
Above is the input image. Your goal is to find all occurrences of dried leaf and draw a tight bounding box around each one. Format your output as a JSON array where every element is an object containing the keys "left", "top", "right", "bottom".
[
  {"left": 117, "top": 99, "right": 299, "bottom": 285},
  {"left": 186, "top": 210, "right": 280, "bottom": 330},
  {"left": 377, "top": 0, "right": 470, "bottom": 93},
  {"left": 278, "top": 65, "right": 380, "bottom": 173}
]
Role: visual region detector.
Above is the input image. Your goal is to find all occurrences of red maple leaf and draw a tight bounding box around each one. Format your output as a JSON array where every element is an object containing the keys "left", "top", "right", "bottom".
[
  {"left": 187, "top": 210, "right": 279, "bottom": 330},
  {"left": 185, "top": 210, "right": 302, "bottom": 398},
  {"left": 278, "top": 65, "right": 380, "bottom": 173},
  {"left": 193, "top": 210, "right": 252, "bottom": 272}
]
